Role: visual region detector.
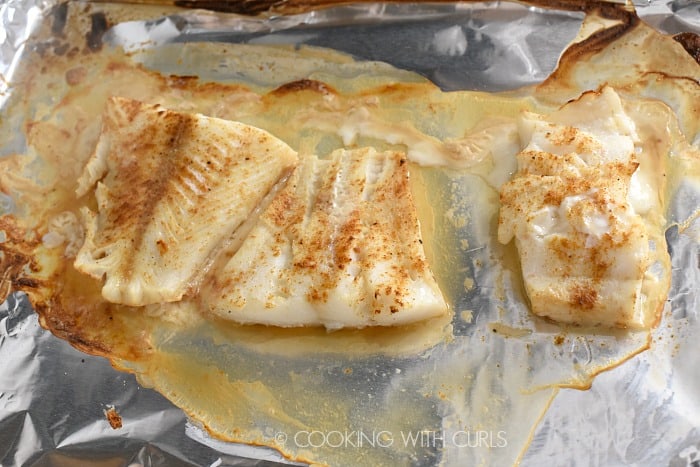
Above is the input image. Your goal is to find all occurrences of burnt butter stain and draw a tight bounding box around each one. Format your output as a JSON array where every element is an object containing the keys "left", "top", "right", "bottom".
[
  {"left": 174, "top": 0, "right": 281, "bottom": 15},
  {"left": 51, "top": 2, "right": 69, "bottom": 37},
  {"left": 85, "top": 12, "right": 109, "bottom": 53},
  {"left": 271, "top": 79, "right": 337, "bottom": 96},
  {"left": 54, "top": 42, "right": 70, "bottom": 56},
  {"left": 674, "top": 32, "right": 700, "bottom": 64},
  {"left": 540, "top": 2, "right": 638, "bottom": 89}
]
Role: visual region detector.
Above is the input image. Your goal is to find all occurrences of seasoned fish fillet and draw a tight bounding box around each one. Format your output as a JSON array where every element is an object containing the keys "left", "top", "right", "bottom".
[
  {"left": 204, "top": 147, "right": 448, "bottom": 329},
  {"left": 498, "top": 87, "right": 668, "bottom": 328},
  {"left": 74, "top": 97, "right": 298, "bottom": 306}
]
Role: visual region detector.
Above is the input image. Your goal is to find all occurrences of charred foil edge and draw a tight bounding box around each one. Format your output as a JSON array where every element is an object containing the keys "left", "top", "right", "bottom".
[
  {"left": 674, "top": 32, "right": 700, "bottom": 64},
  {"left": 0, "top": 220, "right": 90, "bottom": 355},
  {"left": 0, "top": 220, "right": 42, "bottom": 300},
  {"left": 0, "top": 216, "right": 153, "bottom": 361},
  {"left": 169, "top": 0, "right": 636, "bottom": 16},
  {"left": 540, "top": 4, "right": 640, "bottom": 88}
]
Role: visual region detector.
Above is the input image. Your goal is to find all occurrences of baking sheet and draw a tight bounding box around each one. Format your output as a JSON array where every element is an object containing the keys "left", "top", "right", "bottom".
[{"left": 0, "top": 1, "right": 699, "bottom": 466}]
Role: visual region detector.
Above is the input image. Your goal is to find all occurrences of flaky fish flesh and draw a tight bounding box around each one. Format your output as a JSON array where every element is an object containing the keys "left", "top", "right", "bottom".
[
  {"left": 74, "top": 97, "right": 298, "bottom": 306},
  {"left": 203, "top": 147, "right": 448, "bottom": 329},
  {"left": 498, "top": 87, "right": 670, "bottom": 328}
]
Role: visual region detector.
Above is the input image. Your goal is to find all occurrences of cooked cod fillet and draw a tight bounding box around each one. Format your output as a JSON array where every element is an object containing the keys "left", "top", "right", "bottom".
[
  {"left": 498, "top": 87, "right": 668, "bottom": 329},
  {"left": 204, "top": 147, "right": 448, "bottom": 329},
  {"left": 74, "top": 97, "right": 298, "bottom": 306}
]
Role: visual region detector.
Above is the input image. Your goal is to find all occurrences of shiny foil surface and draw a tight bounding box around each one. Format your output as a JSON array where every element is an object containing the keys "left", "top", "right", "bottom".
[{"left": 1, "top": 1, "right": 699, "bottom": 466}]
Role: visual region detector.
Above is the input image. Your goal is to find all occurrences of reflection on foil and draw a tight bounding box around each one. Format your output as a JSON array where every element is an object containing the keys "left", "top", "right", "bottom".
[
  {"left": 671, "top": 0, "right": 700, "bottom": 30},
  {"left": 524, "top": 215, "right": 700, "bottom": 466},
  {"left": 185, "top": 423, "right": 305, "bottom": 466},
  {"left": 0, "top": 291, "right": 292, "bottom": 466},
  {"left": 102, "top": 3, "right": 585, "bottom": 92},
  {"left": 1, "top": 292, "right": 33, "bottom": 337},
  {"left": 0, "top": 0, "right": 699, "bottom": 466},
  {"left": 431, "top": 25, "right": 468, "bottom": 57}
]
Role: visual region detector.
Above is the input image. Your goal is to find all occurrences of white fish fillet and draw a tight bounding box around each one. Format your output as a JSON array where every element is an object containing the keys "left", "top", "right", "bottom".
[
  {"left": 203, "top": 147, "right": 448, "bottom": 329},
  {"left": 498, "top": 87, "right": 666, "bottom": 328},
  {"left": 74, "top": 97, "right": 298, "bottom": 306}
]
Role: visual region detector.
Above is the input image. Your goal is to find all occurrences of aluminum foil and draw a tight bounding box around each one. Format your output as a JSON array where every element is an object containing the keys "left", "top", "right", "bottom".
[{"left": 0, "top": 1, "right": 699, "bottom": 466}]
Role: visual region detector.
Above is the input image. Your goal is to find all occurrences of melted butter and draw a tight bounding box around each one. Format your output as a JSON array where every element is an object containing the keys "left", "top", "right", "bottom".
[{"left": 489, "top": 322, "right": 533, "bottom": 338}]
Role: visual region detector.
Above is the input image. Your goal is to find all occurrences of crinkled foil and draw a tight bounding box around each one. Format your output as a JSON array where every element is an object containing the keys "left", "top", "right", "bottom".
[{"left": 0, "top": 1, "right": 699, "bottom": 466}]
